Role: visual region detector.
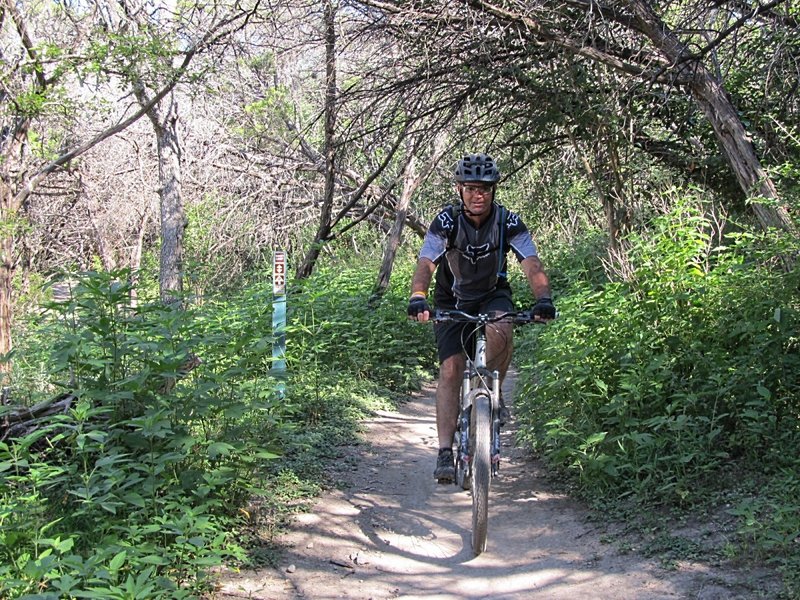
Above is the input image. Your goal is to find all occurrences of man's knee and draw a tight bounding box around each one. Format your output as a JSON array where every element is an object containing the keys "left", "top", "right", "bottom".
[
  {"left": 439, "top": 354, "right": 465, "bottom": 381},
  {"left": 487, "top": 324, "right": 513, "bottom": 349}
]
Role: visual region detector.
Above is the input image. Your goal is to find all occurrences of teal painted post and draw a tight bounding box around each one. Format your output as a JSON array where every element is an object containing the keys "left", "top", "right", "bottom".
[{"left": 272, "top": 250, "right": 287, "bottom": 395}]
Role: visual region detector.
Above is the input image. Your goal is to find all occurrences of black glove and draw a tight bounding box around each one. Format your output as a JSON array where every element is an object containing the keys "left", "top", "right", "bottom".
[
  {"left": 532, "top": 297, "right": 556, "bottom": 320},
  {"left": 407, "top": 295, "right": 431, "bottom": 319}
]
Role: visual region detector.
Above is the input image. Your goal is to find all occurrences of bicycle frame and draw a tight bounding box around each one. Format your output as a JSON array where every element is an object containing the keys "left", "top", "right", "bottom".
[{"left": 458, "top": 318, "right": 502, "bottom": 477}]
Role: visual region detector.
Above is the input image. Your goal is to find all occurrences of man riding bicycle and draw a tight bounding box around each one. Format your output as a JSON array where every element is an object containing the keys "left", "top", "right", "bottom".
[{"left": 407, "top": 153, "right": 556, "bottom": 482}]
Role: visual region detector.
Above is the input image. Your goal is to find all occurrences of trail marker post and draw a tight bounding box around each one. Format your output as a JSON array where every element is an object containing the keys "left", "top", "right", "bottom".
[{"left": 272, "top": 250, "right": 287, "bottom": 396}]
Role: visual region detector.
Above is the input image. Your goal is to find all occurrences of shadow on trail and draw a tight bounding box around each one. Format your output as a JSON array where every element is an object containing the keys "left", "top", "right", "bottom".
[
  {"left": 216, "top": 385, "right": 759, "bottom": 600},
  {"left": 277, "top": 396, "right": 694, "bottom": 599}
]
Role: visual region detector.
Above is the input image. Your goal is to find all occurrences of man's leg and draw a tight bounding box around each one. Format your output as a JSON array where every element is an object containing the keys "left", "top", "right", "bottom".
[
  {"left": 483, "top": 291, "right": 514, "bottom": 381},
  {"left": 487, "top": 321, "right": 513, "bottom": 422},
  {"left": 434, "top": 352, "right": 465, "bottom": 481},
  {"left": 436, "top": 353, "right": 466, "bottom": 448},
  {"left": 486, "top": 321, "right": 513, "bottom": 378}
]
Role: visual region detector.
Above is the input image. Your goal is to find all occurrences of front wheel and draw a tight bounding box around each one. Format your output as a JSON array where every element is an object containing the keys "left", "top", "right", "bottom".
[{"left": 471, "top": 392, "right": 491, "bottom": 555}]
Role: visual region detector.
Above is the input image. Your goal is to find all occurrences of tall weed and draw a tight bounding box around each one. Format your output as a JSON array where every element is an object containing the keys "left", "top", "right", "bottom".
[{"left": 516, "top": 199, "right": 800, "bottom": 591}]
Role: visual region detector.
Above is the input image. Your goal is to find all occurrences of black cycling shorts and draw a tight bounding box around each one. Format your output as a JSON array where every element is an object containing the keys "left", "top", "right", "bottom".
[{"left": 434, "top": 289, "right": 514, "bottom": 363}]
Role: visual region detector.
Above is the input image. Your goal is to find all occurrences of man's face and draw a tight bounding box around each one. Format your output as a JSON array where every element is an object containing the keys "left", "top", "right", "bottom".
[{"left": 459, "top": 182, "right": 494, "bottom": 216}]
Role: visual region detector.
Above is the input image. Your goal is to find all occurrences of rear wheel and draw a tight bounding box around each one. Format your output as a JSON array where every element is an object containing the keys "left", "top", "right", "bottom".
[{"left": 471, "top": 391, "right": 491, "bottom": 555}]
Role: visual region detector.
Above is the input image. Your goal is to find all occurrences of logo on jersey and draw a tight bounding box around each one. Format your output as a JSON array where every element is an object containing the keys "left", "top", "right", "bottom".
[
  {"left": 437, "top": 210, "right": 454, "bottom": 232},
  {"left": 463, "top": 243, "right": 491, "bottom": 265}
]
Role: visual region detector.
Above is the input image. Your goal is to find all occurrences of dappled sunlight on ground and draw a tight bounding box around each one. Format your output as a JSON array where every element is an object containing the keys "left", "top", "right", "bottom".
[{"left": 216, "top": 378, "right": 778, "bottom": 600}]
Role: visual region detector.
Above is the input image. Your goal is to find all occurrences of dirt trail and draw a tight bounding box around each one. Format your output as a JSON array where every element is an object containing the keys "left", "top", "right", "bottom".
[{"left": 215, "top": 377, "right": 774, "bottom": 600}]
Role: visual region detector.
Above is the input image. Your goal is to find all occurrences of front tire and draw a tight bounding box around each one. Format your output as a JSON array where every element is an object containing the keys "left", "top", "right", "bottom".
[{"left": 471, "top": 392, "right": 491, "bottom": 555}]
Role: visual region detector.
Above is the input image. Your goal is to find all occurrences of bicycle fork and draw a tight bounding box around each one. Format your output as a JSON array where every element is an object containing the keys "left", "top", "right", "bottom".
[
  {"left": 490, "top": 374, "right": 502, "bottom": 477},
  {"left": 458, "top": 369, "right": 472, "bottom": 473},
  {"left": 459, "top": 367, "right": 503, "bottom": 478}
]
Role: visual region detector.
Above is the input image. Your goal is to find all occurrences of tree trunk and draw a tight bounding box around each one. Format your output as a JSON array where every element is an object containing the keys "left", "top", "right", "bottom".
[
  {"left": 297, "top": 0, "right": 337, "bottom": 280},
  {"left": 140, "top": 91, "right": 186, "bottom": 304},
  {"left": 157, "top": 101, "right": 185, "bottom": 303},
  {"left": 129, "top": 206, "right": 152, "bottom": 308},
  {"left": 626, "top": 0, "right": 795, "bottom": 233},
  {"left": 87, "top": 203, "right": 117, "bottom": 271},
  {"left": 690, "top": 73, "right": 792, "bottom": 230},
  {"left": 0, "top": 224, "right": 14, "bottom": 373},
  {"left": 371, "top": 156, "right": 418, "bottom": 302},
  {"left": 371, "top": 132, "right": 449, "bottom": 301},
  {"left": 0, "top": 119, "right": 28, "bottom": 372},
  {"left": 568, "top": 129, "right": 622, "bottom": 253}
]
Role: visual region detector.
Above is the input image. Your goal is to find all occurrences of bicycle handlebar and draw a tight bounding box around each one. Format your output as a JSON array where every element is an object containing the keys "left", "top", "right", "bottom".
[{"left": 432, "top": 309, "right": 547, "bottom": 325}]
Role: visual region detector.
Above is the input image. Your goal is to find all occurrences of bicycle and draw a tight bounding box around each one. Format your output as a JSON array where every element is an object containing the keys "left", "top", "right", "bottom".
[{"left": 432, "top": 308, "right": 542, "bottom": 556}]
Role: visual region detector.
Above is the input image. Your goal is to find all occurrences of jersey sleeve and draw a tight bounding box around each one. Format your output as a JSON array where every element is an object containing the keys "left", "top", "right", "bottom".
[
  {"left": 506, "top": 210, "right": 538, "bottom": 261},
  {"left": 418, "top": 209, "right": 454, "bottom": 264}
]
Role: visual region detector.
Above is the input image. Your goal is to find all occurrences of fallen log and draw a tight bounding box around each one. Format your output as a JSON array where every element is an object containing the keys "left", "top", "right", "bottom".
[
  {"left": 0, "top": 354, "right": 201, "bottom": 443},
  {"left": 1, "top": 392, "right": 77, "bottom": 442}
]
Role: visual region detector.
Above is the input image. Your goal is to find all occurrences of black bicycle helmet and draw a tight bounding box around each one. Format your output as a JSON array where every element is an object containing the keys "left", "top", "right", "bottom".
[{"left": 453, "top": 153, "right": 501, "bottom": 183}]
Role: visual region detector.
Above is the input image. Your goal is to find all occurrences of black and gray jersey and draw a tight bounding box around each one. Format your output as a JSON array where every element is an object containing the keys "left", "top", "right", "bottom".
[{"left": 419, "top": 203, "right": 538, "bottom": 309}]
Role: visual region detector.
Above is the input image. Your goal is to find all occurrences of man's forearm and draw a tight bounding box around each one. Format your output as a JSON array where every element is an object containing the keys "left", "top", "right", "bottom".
[
  {"left": 411, "top": 258, "right": 436, "bottom": 297},
  {"left": 521, "top": 257, "right": 551, "bottom": 299}
]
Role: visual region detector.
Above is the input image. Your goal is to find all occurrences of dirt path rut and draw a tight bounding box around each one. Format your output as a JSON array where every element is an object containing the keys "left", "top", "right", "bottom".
[{"left": 216, "top": 378, "right": 773, "bottom": 600}]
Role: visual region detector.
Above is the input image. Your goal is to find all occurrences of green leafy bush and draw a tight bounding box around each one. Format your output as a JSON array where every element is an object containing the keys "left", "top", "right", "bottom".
[
  {"left": 516, "top": 199, "right": 800, "bottom": 591},
  {"left": 0, "top": 272, "right": 292, "bottom": 597},
  {"left": 1, "top": 261, "right": 431, "bottom": 598},
  {"left": 516, "top": 201, "right": 800, "bottom": 504},
  {"left": 287, "top": 262, "right": 433, "bottom": 397}
]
